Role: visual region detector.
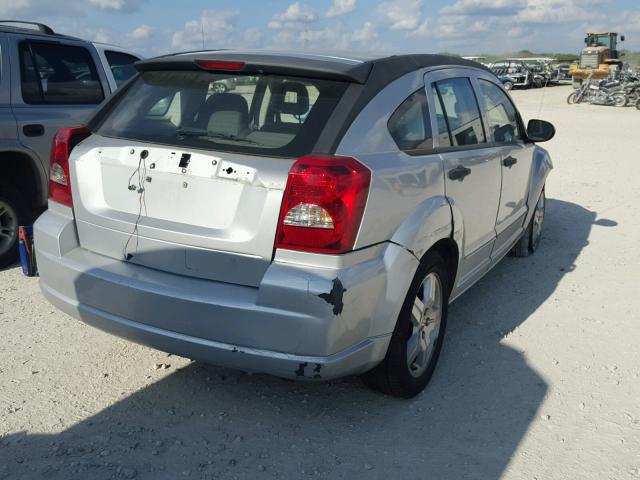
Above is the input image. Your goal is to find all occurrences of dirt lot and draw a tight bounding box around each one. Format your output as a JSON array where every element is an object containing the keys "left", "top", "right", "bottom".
[{"left": 1, "top": 85, "right": 639, "bottom": 480}]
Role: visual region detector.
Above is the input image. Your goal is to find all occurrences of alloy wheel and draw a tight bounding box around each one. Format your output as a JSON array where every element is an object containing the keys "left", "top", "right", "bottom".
[{"left": 407, "top": 272, "right": 443, "bottom": 378}]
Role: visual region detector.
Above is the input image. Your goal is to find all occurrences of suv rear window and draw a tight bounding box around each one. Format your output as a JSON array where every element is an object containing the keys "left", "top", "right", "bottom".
[
  {"left": 104, "top": 51, "right": 140, "bottom": 87},
  {"left": 96, "top": 71, "right": 348, "bottom": 157},
  {"left": 19, "top": 42, "right": 104, "bottom": 105}
]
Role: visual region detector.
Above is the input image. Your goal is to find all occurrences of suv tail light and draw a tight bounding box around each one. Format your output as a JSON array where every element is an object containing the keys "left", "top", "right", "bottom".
[
  {"left": 48, "top": 127, "right": 91, "bottom": 208},
  {"left": 275, "top": 155, "right": 371, "bottom": 254}
]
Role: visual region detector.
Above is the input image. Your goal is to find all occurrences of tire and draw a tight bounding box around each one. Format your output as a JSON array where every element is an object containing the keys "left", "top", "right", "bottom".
[
  {"left": 510, "top": 189, "right": 545, "bottom": 258},
  {"left": 503, "top": 81, "right": 514, "bottom": 91},
  {"left": 613, "top": 93, "right": 628, "bottom": 107},
  {"left": 362, "top": 251, "right": 450, "bottom": 398},
  {"left": 637, "top": 99, "right": 640, "bottom": 110},
  {"left": 0, "top": 182, "right": 28, "bottom": 270},
  {"left": 567, "top": 92, "right": 580, "bottom": 104}
]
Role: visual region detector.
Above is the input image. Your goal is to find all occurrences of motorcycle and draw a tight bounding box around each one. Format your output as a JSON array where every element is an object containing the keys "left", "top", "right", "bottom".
[
  {"left": 567, "top": 75, "right": 628, "bottom": 107},
  {"left": 567, "top": 76, "right": 592, "bottom": 104}
]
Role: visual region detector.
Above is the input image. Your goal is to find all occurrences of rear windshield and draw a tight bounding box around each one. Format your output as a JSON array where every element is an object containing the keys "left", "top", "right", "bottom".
[{"left": 96, "top": 71, "right": 348, "bottom": 157}]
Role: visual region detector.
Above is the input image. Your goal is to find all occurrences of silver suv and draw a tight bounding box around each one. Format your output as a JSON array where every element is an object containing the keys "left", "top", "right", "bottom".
[
  {"left": 0, "top": 21, "right": 140, "bottom": 268},
  {"left": 34, "top": 51, "right": 554, "bottom": 398}
]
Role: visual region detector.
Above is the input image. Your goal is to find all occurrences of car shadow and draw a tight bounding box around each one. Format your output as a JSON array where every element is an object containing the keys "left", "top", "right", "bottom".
[
  {"left": 0, "top": 261, "right": 20, "bottom": 273},
  {"left": 0, "top": 199, "right": 617, "bottom": 479}
]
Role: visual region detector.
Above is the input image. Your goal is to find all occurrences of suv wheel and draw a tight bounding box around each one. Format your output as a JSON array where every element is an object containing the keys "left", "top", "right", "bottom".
[
  {"left": 510, "top": 188, "right": 545, "bottom": 257},
  {"left": 362, "top": 251, "right": 449, "bottom": 398},
  {"left": 0, "top": 183, "right": 27, "bottom": 269}
]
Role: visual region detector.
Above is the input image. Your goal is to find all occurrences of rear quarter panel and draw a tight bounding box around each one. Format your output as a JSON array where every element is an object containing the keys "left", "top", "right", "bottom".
[{"left": 336, "top": 69, "right": 452, "bottom": 260}]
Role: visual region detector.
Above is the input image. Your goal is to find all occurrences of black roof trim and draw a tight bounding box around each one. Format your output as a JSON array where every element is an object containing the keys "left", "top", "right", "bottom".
[
  {"left": 136, "top": 52, "right": 492, "bottom": 85},
  {"left": 0, "top": 20, "right": 54, "bottom": 34},
  {"left": 0, "top": 25, "right": 83, "bottom": 42},
  {"left": 317, "top": 55, "right": 494, "bottom": 153}
]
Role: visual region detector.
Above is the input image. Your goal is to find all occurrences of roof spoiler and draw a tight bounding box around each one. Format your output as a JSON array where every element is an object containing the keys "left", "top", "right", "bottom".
[{"left": 135, "top": 54, "right": 373, "bottom": 84}]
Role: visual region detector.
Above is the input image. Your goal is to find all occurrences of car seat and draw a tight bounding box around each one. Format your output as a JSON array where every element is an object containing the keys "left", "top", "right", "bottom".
[{"left": 196, "top": 93, "right": 250, "bottom": 137}]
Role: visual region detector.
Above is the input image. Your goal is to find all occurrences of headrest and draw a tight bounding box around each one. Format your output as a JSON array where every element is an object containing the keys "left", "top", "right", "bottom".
[
  {"left": 196, "top": 92, "right": 249, "bottom": 130},
  {"left": 271, "top": 82, "right": 310, "bottom": 116},
  {"left": 204, "top": 93, "right": 249, "bottom": 117}
]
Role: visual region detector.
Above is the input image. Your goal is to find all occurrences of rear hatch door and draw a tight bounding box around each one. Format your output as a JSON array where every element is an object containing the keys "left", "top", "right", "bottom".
[{"left": 70, "top": 68, "right": 348, "bottom": 286}]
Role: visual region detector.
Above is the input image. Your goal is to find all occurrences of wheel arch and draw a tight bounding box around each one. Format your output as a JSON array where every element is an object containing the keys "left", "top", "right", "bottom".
[
  {"left": 523, "top": 146, "right": 553, "bottom": 229},
  {"left": 0, "top": 148, "right": 47, "bottom": 218},
  {"left": 388, "top": 194, "right": 462, "bottom": 299},
  {"left": 423, "top": 238, "right": 459, "bottom": 297},
  {"left": 389, "top": 195, "right": 454, "bottom": 259}
]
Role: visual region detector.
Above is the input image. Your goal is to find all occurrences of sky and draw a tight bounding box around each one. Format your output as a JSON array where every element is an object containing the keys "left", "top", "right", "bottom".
[{"left": 1, "top": 0, "right": 639, "bottom": 58}]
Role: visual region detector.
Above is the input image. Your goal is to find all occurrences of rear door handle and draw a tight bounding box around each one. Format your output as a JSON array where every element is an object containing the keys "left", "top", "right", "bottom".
[
  {"left": 23, "top": 124, "right": 45, "bottom": 137},
  {"left": 448, "top": 166, "right": 471, "bottom": 181},
  {"left": 503, "top": 156, "right": 518, "bottom": 168}
]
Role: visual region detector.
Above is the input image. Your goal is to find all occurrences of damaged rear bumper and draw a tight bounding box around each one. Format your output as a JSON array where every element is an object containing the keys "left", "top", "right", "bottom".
[{"left": 34, "top": 208, "right": 419, "bottom": 380}]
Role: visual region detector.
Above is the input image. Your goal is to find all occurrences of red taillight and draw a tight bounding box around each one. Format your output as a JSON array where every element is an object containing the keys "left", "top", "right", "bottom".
[
  {"left": 48, "top": 126, "right": 91, "bottom": 208},
  {"left": 195, "top": 60, "right": 245, "bottom": 71},
  {"left": 275, "top": 155, "right": 371, "bottom": 254}
]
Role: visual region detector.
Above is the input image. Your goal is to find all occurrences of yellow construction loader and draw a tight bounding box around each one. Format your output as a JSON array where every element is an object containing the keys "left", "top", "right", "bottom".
[{"left": 570, "top": 32, "right": 625, "bottom": 85}]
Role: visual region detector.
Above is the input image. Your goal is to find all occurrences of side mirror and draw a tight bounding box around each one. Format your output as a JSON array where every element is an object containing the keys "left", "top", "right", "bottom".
[{"left": 527, "top": 119, "right": 555, "bottom": 143}]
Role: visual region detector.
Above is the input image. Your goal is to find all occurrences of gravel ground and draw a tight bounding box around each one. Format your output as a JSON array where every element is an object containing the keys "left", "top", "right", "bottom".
[{"left": 1, "top": 85, "right": 639, "bottom": 480}]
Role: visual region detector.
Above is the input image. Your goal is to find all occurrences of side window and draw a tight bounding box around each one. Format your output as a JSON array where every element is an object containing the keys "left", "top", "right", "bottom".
[
  {"left": 387, "top": 89, "right": 434, "bottom": 152},
  {"left": 433, "top": 78, "right": 486, "bottom": 147},
  {"left": 19, "top": 42, "right": 104, "bottom": 105},
  {"left": 104, "top": 51, "right": 140, "bottom": 87},
  {"left": 478, "top": 80, "right": 521, "bottom": 143},
  {"left": 148, "top": 91, "right": 182, "bottom": 126}
]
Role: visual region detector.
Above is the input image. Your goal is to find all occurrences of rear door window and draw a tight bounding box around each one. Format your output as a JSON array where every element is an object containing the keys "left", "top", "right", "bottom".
[
  {"left": 387, "top": 89, "right": 434, "bottom": 153},
  {"left": 433, "top": 78, "right": 486, "bottom": 147},
  {"left": 96, "top": 71, "right": 347, "bottom": 158},
  {"left": 19, "top": 42, "right": 104, "bottom": 104},
  {"left": 104, "top": 50, "right": 140, "bottom": 87},
  {"left": 477, "top": 79, "right": 521, "bottom": 143}
]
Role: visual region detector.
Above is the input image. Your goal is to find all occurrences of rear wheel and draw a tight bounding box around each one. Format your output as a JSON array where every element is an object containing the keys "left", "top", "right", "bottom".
[
  {"left": 613, "top": 93, "right": 628, "bottom": 107},
  {"left": 510, "top": 189, "right": 545, "bottom": 258},
  {"left": 362, "top": 251, "right": 449, "bottom": 398},
  {"left": 0, "top": 183, "right": 28, "bottom": 269}
]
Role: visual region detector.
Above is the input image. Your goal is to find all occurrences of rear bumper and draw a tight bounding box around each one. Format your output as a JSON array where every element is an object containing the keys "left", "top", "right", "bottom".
[{"left": 34, "top": 208, "right": 418, "bottom": 380}]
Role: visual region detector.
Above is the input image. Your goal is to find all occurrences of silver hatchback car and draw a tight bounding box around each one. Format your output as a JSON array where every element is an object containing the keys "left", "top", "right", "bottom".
[{"left": 35, "top": 51, "right": 554, "bottom": 398}]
